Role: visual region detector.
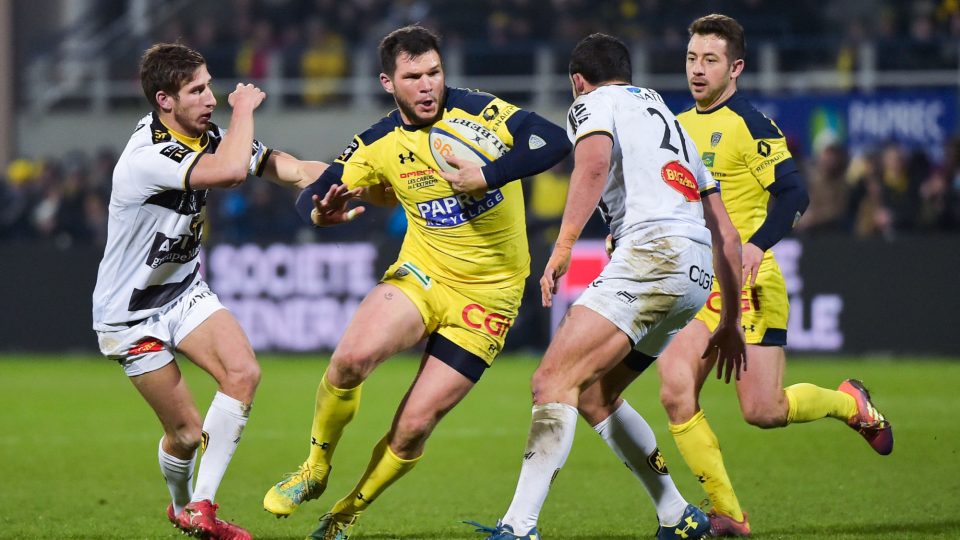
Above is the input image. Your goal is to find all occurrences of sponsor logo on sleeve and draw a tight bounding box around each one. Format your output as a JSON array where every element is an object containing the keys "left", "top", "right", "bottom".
[
  {"left": 160, "top": 144, "right": 190, "bottom": 163},
  {"left": 337, "top": 138, "right": 360, "bottom": 162},
  {"left": 757, "top": 140, "right": 771, "bottom": 157},
  {"left": 568, "top": 102, "right": 590, "bottom": 131}
]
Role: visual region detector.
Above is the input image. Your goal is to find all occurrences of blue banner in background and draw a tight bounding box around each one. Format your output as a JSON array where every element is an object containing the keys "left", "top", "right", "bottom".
[{"left": 664, "top": 89, "right": 958, "bottom": 161}]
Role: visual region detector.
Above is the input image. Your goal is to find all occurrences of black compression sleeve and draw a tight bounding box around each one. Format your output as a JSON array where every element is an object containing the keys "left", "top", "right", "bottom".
[
  {"left": 480, "top": 112, "right": 571, "bottom": 189},
  {"left": 747, "top": 170, "right": 810, "bottom": 251}
]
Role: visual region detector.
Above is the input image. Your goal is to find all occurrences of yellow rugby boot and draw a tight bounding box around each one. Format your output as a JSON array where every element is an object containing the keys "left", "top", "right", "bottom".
[{"left": 263, "top": 462, "right": 330, "bottom": 517}]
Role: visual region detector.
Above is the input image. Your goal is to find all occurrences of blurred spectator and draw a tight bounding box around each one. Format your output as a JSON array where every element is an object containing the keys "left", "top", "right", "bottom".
[
  {"left": 798, "top": 134, "right": 850, "bottom": 233},
  {"left": 300, "top": 19, "right": 348, "bottom": 106},
  {"left": 235, "top": 19, "right": 277, "bottom": 80}
]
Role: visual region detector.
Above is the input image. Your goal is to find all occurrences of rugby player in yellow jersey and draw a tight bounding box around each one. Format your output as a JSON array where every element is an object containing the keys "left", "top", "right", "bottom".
[
  {"left": 262, "top": 25, "right": 570, "bottom": 539},
  {"left": 656, "top": 14, "right": 892, "bottom": 536}
]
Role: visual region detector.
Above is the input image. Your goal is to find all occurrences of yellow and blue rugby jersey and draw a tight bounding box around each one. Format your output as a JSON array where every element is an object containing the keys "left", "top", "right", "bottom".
[
  {"left": 329, "top": 87, "right": 530, "bottom": 287},
  {"left": 677, "top": 93, "right": 800, "bottom": 248}
]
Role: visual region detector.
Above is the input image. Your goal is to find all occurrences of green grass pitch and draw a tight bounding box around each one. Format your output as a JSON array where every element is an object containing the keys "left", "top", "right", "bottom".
[{"left": 1, "top": 354, "right": 958, "bottom": 539}]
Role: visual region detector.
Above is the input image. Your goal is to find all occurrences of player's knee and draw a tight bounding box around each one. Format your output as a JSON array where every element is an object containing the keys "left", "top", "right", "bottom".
[
  {"left": 393, "top": 414, "right": 436, "bottom": 449},
  {"left": 223, "top": 360, "right": 261, "bottom": 395},
  {"left": 530, "top": 366, "right": 558, "bottom": 403},
  {"left": 741, "top": 403, "right": 787, "bottom": 428},
  {"left": 330, "top": 349, "right": 378, "bottom": 385}
]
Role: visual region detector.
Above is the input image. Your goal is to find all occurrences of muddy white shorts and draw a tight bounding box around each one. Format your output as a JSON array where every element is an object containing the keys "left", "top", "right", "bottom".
[
  {"left": 574, "top": 234, "right": 713, "bottom": 357},
  {"left": 95, "top": 281, "right": 226, "bottom": 377}
]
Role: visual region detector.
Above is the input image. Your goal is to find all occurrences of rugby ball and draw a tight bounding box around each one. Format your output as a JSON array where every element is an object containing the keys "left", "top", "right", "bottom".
[{"left": 429, "top": 117, "right": 508, "bottom": 173}]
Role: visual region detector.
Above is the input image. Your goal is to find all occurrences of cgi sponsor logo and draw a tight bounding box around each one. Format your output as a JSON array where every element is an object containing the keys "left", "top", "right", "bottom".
[
  {"left": 462, "top": 303, "right": 511, "bottom": 337},
  {"left": 416, "top": 189, "right": 504, "bottom": 227},
  {"left": 705, "top": 289, "right": 760, "bottom": 314}
]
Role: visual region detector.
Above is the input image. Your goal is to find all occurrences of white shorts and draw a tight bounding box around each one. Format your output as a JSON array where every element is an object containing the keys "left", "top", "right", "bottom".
[
  {"left": 574, "top": 235, "right": 713, "bottom": 357},
  {"left": 95, "top": 281, "right": 226, "bottom": 377}
]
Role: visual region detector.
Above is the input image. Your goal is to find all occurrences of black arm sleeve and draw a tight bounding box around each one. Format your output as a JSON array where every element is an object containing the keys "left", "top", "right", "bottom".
[
  {"left": 294, "top": 164, "right": 344, "bottom": 225},
  {"left": 747, "top": 169, "right": 810, "bottom": 251},
  {"left": 480, "top": 112, "right": 571, "bottom": 189}
]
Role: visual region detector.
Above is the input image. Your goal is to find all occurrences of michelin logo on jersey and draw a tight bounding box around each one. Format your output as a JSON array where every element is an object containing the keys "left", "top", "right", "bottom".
[{"left": 417, "top": 189, "right": 505, "bottom": 227}]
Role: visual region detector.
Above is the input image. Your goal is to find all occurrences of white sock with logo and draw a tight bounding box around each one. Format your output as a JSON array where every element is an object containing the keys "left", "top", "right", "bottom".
[
  {"left": 192, "top": 391, "right": 251, "bottom": 503},
  {"left": 158, "top": 437, "right": 195, "bottom": 515},
  {"left": 593, "top": 400, "right": 687, "bottom": 526},
  {"left": 501, "top": 402, "right": 578, "bottom": 534}
]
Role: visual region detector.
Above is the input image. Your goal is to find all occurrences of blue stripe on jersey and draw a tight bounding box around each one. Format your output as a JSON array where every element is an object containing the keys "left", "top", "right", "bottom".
[
  {"left": 430, "top": 126, "right": 493, "bottom": 164},
  {"left": 725, "top": 93, "right": 783, "bottom": 140},
  {"left": 357, "top": 115, "right": 398, "bottom": 145},
  {"left": 444, "top": 87, "right": 495, "bottom": 115}
]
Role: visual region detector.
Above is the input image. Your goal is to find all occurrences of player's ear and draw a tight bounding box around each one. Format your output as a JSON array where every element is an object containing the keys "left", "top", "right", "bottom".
[
  {"left": 570, "top": 73, "right": 586, "bottom": 97},
  {"left": 380, "top": 73, "right": 394, "bottom": 94},
  {"left": 155, "top": 90, "right": 175, "bottom": 112},
  {"left": 729, "top": 58, "right": 745, "bottom": 79}
]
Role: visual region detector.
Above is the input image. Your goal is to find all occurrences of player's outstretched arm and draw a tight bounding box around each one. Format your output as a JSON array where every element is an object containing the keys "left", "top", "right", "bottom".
[
  {"left": 702, "top": 191, "right": 747, "bottom": 383},
  {"left": 262, "top": 150, "right": 328, "bottom": 189},
  {"left": 541, "top": 134, "right": 611, "bottom": 308},
  {"left": 190, "top": 83, "right": 266, "bottom": 189}
]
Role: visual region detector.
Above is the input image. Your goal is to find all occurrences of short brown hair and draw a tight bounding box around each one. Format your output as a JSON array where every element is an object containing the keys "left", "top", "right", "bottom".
[
  {"left": 139, "top": 43, "right": 206, "bottom": 109},
  {"left": 378, "top": 25, "right": 442, "bottom": 76},
  {"left": 688, "top": 14, "right": 745, "bottom": 62}
]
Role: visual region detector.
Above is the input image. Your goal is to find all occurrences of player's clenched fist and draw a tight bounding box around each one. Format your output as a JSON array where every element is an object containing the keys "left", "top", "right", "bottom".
[{"left": 228, "top": 83, "right": 266, "bottom": 110}]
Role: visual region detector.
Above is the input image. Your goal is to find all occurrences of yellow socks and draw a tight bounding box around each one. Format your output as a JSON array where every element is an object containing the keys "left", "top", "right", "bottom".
[
  {"left": 330, "top": 436, "right": 421, "bottom": 516},
  {"left": 308, "top": 370, "right": 363, "bottom": 468},
  {"left": 784, "top": 383, "right": 858, "bottom": 424},
  {"left": 669, "top": 410, "right": 744, "bottom": 522}
]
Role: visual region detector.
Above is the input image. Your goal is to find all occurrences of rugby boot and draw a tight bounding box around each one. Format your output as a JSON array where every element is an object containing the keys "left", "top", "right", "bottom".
[
  {"left": 166, "top": 504, "right": 184, "bottom": 532},
  {"left": 656, "top": 504, "right": 710, "bottom": 540},
  {"left": 707, "top": 509, "right": 751, "bottom": 537},
  {"left": 464, "top": 520, "right": 541, "bottom": 540},
  {"left": 306, "top": 512, "right": 358, "bottom": 540},
  {"left": 838, "top": 379, "right": 893, "bottom": 455},
  {"left": 264, "top": 462, "right": 330, "bottom": 517}
]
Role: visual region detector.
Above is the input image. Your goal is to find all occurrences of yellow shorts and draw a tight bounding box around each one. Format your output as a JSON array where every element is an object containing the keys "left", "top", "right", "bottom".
[
  {"left": 382, "top": 260, "right": 524, "bottom": 366},
  {"left": 694, "top": 256, "right": 789, "bottom": 346}
]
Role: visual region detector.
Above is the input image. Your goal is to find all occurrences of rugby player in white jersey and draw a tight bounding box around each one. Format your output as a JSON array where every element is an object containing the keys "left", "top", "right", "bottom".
[
  {"left": 469, "top": 34, "right": 745, "bottom": 540},
  {"left": 91, "top": 43, "right": 357, "bottom": 539}
]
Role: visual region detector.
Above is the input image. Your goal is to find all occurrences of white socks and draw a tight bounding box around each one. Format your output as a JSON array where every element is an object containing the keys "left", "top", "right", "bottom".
[
  {"left": 593, "top": 400, "right": 687, "bottom": 526},
  {"left": 501, "top": 402, "right": 578, "bottom": 534},
  {"left": 192, "top": 391, "right": 251, "bottom": 503},
  {"left": 158, "top": 438, "right": 195, "bottom": 515}
]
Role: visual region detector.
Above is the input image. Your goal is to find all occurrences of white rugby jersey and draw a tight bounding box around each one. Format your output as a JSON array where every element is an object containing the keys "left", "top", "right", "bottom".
[
  {"left": 566, "top": 84, "right": 717, "bottom": 245},
  {"left": 92, "top": 112, "right": 271, "bottom": 330}
]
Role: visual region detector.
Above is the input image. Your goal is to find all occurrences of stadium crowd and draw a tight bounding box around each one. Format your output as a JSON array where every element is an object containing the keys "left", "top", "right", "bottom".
[
  {"left": 5, "top": 0, "right": 960, "bottom": 247},
  {"left": 2, "top": 134, "right": 960, "bottom": 248}
]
